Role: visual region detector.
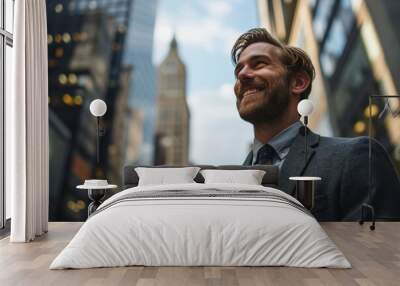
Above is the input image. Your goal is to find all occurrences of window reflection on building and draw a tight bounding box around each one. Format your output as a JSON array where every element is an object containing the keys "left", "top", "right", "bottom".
[
  {"left": 320, "top": 19, "right": 347, "bottom": 76},
  {"left": 313, "top": 0, "right": 335, "bottom": 41},
  {"left": 330, "top": 35, "right": 382, "bottom": 136},
  {"left": 319, "top": 0, "right": 355, "bottom": 78}
]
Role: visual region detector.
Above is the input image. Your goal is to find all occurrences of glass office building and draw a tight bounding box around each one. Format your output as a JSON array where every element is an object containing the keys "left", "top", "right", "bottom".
[
  {"left": 123, "top": 0, "right": 158, "bottom": 165},
  {"left": 257, "top": 0, "right": 400, "bottom": 169},
  {"left": 46, "top": 0, "right": 132, "bottom": 221}
]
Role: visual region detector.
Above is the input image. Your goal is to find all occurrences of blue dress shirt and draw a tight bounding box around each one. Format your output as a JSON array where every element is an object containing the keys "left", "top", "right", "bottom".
[{"left": 251, "top": 121, "right": 303, "bottom": 169}]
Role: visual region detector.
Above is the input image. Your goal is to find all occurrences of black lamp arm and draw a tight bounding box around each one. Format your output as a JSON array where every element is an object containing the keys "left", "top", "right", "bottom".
[
  {"left": 95, "top": 117, "right": 106, "bottom": 163},
  {"left": 96, "top": 117, "right": 100, "bottom": 164},
  {"left": 304, "top": 116, "right": 308, "bottom": 163}
]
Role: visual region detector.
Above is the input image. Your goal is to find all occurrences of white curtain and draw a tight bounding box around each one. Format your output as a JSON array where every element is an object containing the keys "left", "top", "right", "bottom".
[{"left": 6, "top": 0, "right": 49, "bottom": 242}]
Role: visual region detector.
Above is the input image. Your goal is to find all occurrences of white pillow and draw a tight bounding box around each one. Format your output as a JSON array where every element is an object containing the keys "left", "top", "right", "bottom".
[
  {"left": 200, "top": 169, "right": 266, "bottom": 185},
  {"left": 135, "top": 167, "right": 201, "bottom": 186}
]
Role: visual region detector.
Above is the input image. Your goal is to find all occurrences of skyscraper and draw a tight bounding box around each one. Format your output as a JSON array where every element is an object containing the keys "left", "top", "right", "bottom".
[
  {"left": 47, "top": 8, "right": 116, "bottom": 221},
  {"left": 155, "top": 37, "right": 190, "bottom": 165},
  {"left": 47, "top": 0, "right": 132, "bottom": 220},
  {"left": 257, "top": 0, "right": 400, "bottom": 169},
  {"left": 123, "top": 0, "right": 158, "bottom": 165},
  {"left": 107, "top": 66, "right": 133, "bottom": 185}
]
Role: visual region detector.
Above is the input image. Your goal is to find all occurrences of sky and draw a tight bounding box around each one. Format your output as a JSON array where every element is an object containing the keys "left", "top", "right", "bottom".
[{"left": 153, "top": 0, "right": 259, "bottom": 165}]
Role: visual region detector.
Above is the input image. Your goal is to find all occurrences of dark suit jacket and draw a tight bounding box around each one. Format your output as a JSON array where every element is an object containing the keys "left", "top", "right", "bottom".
[{"left": 243, "top": 127, "right": 400, "bottom": 221}]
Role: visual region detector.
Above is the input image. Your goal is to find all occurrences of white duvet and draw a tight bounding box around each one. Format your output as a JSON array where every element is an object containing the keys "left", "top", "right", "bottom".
[{"left": 50, "top": 183, "right": 351, "bottom": 269}]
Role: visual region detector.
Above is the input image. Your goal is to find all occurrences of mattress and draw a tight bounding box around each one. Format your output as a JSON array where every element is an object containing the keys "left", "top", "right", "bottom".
[{"left": 50, "top": 183, "right": 351, "bottom": 269}]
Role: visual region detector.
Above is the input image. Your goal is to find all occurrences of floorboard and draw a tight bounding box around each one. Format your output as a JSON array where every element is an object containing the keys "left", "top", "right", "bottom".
[{"left": 0, "top": 222, "right": 399, "bottom": 286}]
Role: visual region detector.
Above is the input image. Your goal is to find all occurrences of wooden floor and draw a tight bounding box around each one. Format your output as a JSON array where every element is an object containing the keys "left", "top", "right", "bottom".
[{"left": 0, "top": 222, "right": 399, "bottom": 286}]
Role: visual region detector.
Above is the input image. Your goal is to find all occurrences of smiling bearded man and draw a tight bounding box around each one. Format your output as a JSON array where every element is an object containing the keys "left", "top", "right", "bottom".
[
  {"left": 231, "top": 28, "right": 400, "bottom": 221},
  {"left": 234, "top": 43, "right": 292, "bottom": 125}
]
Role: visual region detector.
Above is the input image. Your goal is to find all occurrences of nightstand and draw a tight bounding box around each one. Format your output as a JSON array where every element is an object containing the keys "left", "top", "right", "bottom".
[
  {"left": 76, "top": 182, "right": 117, "bottom": 216},
  {"left": 289, "top": 176, "right": 321, "bottom": 210}
]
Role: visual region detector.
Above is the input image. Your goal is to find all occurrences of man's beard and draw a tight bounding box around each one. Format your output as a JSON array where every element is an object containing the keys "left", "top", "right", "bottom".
[{"left": 237, "top": 80, "right": 291, "bottom": 124}]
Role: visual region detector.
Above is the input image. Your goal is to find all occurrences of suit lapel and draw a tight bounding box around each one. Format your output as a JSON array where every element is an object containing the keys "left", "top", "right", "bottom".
[
  {"left": 243, "top": 151, "right": 253, "bottom": 166},
  {"left": 279, "top": 127, "right": 320, "bottom": 196}
]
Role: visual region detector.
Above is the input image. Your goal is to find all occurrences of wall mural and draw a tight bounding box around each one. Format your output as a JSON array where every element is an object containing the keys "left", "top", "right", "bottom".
[{"left": 44, "top": 0, "right": 400, "bottom": 222}]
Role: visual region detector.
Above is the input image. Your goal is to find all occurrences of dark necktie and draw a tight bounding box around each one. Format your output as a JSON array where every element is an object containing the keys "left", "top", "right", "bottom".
[{"left": 255, "top": 144, "right": 275, "bottom": 165}]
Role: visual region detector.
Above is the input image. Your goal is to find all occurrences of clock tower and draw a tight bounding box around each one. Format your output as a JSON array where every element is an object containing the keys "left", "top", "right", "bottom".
[{"left": 155, "top": 36, "right": 190, "bottom": 165}]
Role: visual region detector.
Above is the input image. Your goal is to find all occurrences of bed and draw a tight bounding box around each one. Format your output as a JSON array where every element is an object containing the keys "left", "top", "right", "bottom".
[{"left": 50, "top": 165, "right": 350, "bottom": 269}]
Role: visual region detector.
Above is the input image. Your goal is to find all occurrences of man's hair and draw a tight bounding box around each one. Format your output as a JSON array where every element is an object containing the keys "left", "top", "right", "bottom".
[{"left": 231, "top": 28, "right": 315, "bottom": 100}]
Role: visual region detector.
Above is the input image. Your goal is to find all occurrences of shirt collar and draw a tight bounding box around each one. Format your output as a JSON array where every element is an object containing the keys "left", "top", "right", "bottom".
[{"left": 252, "top": 121, "right": 303, "bottom": 160}]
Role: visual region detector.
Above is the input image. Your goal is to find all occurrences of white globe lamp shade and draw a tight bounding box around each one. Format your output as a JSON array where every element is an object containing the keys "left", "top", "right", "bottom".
[
  {"left": 90, "top": 99, "right": 107, "bottom": 117},
  {"left": 297, "top": 99, "right": 314, "bottom": 116}
]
